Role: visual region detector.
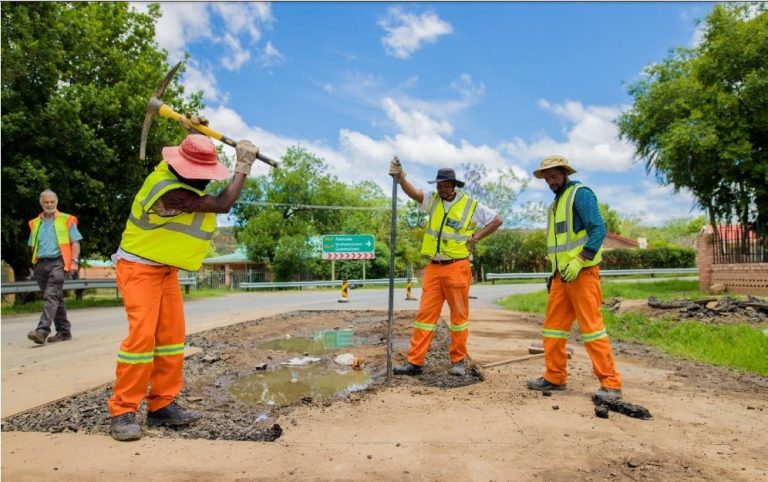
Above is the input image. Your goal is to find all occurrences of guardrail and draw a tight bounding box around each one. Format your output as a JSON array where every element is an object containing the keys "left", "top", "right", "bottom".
[
  {"left": 485, "top": 268, "right": 698, "bottom": 282},
  {"left": 1, "top": 277, "right": 198, "bottom": 296},
  {"left": 239, "top": 278, "right": 416, "bottom": 290}
]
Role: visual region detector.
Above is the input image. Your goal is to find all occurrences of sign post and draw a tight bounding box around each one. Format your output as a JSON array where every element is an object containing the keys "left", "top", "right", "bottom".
[{"left": 322, "top": 235, "right": 375, "bottom": 260}]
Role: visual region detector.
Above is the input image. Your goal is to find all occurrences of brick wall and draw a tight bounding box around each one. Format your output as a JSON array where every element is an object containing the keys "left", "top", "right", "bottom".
[
  {"left": 696, "top": 233, "right": 714, "bottom": 292},
  {"left": 696, "top": 233, "right": 768, "bottom": 295},
  {"left": 710, "top": 263, "right": 768, "bottom": 295}
]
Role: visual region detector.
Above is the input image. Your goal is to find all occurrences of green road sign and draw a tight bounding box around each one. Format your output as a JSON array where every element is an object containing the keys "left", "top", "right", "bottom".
[{"left": 322, "top": 235, "right": 375, "bottom": 259}]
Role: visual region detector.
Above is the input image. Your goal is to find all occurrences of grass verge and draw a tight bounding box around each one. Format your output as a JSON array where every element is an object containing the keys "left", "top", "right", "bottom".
[{"left": 497, "top": 279, "right": 768, "bottom": 376}]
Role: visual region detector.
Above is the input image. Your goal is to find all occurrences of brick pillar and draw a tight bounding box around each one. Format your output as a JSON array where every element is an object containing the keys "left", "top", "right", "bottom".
[{"left": 696, "top": 233, "right": 713, "bottom": 291}]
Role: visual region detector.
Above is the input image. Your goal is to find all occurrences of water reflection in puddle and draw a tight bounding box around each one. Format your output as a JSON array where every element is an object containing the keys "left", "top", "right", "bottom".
[
  {"left": 257, "top": 329, "right": 357, "bottom": 355},
  {"left": 229, "top": 365, "right": 373, "bottom": 405}
]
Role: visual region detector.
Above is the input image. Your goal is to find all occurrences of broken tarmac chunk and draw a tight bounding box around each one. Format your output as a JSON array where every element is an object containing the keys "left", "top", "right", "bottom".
[{"left": 592, "top": 396, "right": 652, "bottom": 420}]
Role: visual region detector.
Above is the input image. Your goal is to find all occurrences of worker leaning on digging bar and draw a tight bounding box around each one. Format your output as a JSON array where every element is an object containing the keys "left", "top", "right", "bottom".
[
  {"left": 107, "top": 115, "right": 259, "bottom": 442},
  {"left": 388, "top": 159, "right": 502, "bottom": 376}
]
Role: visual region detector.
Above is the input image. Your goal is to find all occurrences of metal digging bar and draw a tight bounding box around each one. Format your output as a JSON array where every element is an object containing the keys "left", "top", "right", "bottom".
[{"left": 386, "top": 157, "right": 400, "bottom": 384}]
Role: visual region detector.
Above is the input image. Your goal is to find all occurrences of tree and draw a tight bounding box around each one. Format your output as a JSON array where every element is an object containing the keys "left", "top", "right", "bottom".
[
  {"left": 461, "top": 162, "right": 543, "bottom": 227},
  {"left": 1, "top": 2, "right": 202, "bottom": 279},
  {"left": 618, "top": 4, "right": 768, "bottom": 230},
  {"left": 236, "top": 147, "right": 395, "bottom": 280},
  {"left": 599, "top": 203, "right": 622, "bottom": 234}
]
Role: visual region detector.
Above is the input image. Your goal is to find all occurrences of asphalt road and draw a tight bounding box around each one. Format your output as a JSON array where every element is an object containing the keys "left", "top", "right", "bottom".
[{"left": 1, "top": 283, "right": 543, "bottom": 417}]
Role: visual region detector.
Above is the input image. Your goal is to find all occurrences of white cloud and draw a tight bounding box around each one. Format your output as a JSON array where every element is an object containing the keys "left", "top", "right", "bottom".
[
  {"left": 183, "top": 61, "right": 227, "bottom": 103},
  {"left": 259, "top": 41, "right": 285, "bottom": 68},
  {"left": 140, "top": 2, "right": 277, "bottom": 73},
  {"left": 378, "top": 7, "right": 453, "bottom": 59},
  {"left": 220, "top": 34, "right": 251, "bottom": 71},
  {"left": 501, "top": 99, "right": 636, "bottom": 173},
  {"left": 598, "top": 181, "right": 701, "bottom": 226},
  {"left": 212, "top": 2, "right": 273, "bottom": 42},
  {"left": 150, "top": 3, "right": 212, "bottom": 62}
]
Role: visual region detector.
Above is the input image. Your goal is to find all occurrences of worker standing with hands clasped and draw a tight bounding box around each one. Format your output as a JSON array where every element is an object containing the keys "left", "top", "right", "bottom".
[
  {"left": 527, "top": 154, "right": 623, "bottom": 402},
  {"left": 389, "top": 159, "right": 502, "bottom": 376},
  {"left": 108, "top": 116, "right": 260, "bottom": 441}
]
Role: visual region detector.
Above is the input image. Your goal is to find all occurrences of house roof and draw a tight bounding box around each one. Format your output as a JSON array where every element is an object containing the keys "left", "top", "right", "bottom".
[{"left": 604, "top": 232, "right": 639, "bottom": 248}]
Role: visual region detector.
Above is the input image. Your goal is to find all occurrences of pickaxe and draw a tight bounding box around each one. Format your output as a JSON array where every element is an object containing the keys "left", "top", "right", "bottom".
[{"left": 140, "top": 61, "right": 278, "bottom": 168}]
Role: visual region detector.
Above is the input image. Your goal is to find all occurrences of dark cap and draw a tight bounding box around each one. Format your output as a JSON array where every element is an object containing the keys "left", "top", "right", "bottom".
[{"left": 427, "top": 168, "right": 465, "bottom": 188}]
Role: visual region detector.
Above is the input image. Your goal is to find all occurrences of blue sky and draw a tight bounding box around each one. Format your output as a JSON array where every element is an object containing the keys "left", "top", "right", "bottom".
[{"left": 138, "top": 1, "right": 715, "bottom": 226}]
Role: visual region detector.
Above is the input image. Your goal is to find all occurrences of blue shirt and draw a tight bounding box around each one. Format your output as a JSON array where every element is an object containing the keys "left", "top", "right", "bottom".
[
  {"left": 28, "top": 215, "right": 83, "bottom": 259},
  {"left": 555, "top": 180, "right": 605, "bottom": 260}
]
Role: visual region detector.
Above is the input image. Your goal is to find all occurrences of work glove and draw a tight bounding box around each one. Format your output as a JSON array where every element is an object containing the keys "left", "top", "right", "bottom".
[
  {"left": 467, "top": 233, "right": 479, "bottom": 252},
  {"left": 178, "top": 114, "right": 209, "bottom": 134},
  {"left": 560, "top": 257, "right": 585, "bottom": 282},
  {"left": 234, "top": 139, "right": 258, "bottom": 176},
  {"left": 389, "top": 157, "right": 405, "bottom": 178}
]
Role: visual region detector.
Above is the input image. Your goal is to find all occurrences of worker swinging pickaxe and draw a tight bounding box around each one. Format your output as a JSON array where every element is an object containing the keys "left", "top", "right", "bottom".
[{"left": 140, "top": 61, "right": 278, "bottom": 168}]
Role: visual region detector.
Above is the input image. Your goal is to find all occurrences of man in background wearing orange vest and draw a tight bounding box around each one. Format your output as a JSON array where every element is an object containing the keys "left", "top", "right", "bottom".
[
  {"left": 27, "top": 189, "right": 82, "bottom": 345},
  {"left": 527, "top": 155, "right": 622, "bottom": 402},
  {"left": 388, "top": 159, "right": 502, "bottom": 376},
  {"left": 108, "top": 116, "right": 259, "bottom": 441}
]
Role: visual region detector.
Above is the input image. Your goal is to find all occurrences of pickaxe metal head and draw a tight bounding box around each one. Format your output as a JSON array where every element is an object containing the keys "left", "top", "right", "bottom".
[{"left": 140, "top": 61, "right": 182, "bottom": 160}]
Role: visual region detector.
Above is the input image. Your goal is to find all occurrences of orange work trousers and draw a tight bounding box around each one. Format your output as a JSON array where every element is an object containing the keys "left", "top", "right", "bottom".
[
  {"left": 107, "top": 260, "right": 186, "bottom": 416},
  {"left": 541, "top": 265, "right": 622, "bottom": 389},
  {"left": 407, "top": 258, "right": 471, "bottom": 366}
]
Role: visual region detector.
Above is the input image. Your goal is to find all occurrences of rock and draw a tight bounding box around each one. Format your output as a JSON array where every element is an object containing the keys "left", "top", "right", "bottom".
[
  {"left": 706, "top": 301, "right": 719, "bottom": 310},
  {"left": 627, "top": 457, "right": 642, "bottom": 468},
  {"left": 709, "top": 283, "right": 727, "bottom": 294}
]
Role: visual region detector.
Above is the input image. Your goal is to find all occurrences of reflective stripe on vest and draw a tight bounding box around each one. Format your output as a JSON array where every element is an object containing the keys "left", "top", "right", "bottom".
[
  {"left": 546, "top": 183, "right": 601, "bottom": 273},
  {"left": 28, "top": 212, "right": 77, "bottom": 271},
  {"left": 420, "top": 192, "right": 478, "bottom": 258},
  {"left": 119, "top": 161, "right": 216, "bottom": 271}
]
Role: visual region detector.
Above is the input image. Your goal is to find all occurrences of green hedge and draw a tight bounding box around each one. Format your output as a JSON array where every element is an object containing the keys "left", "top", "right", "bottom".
[{"left": 601, "top": 247, "right": 696, "bottom": 269}]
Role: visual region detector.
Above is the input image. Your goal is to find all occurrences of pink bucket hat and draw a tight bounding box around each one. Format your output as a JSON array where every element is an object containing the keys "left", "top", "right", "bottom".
[{"left": 162, "top": 134, "right": 229, "bottom": 181}]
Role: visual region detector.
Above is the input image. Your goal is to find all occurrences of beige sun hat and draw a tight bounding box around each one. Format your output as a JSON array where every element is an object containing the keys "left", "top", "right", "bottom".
[{"left": 533, "top": 154, "right": 577, "bottom": 179}]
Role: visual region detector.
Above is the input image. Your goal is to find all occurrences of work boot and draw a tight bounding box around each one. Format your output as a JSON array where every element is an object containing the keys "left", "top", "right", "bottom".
[
  {"left": 593, "top": 387, "right": 623, "bottom": 402},
  {"left": 393, "top": 362, "right": 423, "bottom": 376},
  {"left": 147, "top": 401, "right": 202, "bottom": 427},
  {"left": 110, "top": 413, "right": 142, "bottom": 441},
  {"left": 449, "top": 359, "right": 466, "bottom": 376},
  {"left": 47, "top": 332, "right": 72, "bottom": 343},
  {"left": 27, "top": 330, "right": 47, "bottom": 345},
  {"left": 526, "top": 377, "right": 567, "bottom": 391}
]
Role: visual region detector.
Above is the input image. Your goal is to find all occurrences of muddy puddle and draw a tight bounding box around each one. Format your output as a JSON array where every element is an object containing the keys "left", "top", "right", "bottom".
[{"left": 2, "top": 310, "right": 483, "bottom": 442}]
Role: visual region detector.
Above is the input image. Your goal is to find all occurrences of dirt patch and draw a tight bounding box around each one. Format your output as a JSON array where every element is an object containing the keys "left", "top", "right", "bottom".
[
  {"left": 1, "top": 310, "right": 482, "bottom": 440},
  {"left": 605, "top": 295, "right": 768, "bottom": 326}
]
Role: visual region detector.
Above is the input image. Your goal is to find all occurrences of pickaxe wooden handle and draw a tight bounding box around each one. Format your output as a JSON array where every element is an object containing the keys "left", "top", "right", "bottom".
[{"left": 147, "top": 98, "right": 278, "bottom": 168}]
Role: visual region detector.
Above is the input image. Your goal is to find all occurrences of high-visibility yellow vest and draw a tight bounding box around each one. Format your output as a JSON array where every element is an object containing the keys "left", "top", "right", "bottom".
[
  {"left": 119, "top": 161, "right": 215, "bottom": 271},
  {"left": 421, "top": 192, "right": 478, "bottom": 259},
  {"left": 546, "top": 183, "right": 602, "bottom": 273},
  {"left": 29, "top": 212, "right": 78, "bottom": 271}
]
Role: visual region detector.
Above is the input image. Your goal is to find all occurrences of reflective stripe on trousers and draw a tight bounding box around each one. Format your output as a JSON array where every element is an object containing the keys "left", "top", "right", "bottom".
[
  {"left": 407, "top": 259, "right": 472, "bottom": 365},
  {"left": 107, "top": 259, "right": 186, "bottom": 416},
  {"left": 540, "top": 266, "right": 621, "bottom": 389}
]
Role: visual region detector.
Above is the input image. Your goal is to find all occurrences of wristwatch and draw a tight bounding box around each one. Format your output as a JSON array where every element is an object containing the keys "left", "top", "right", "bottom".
[{"left": 72, "top": 258, "right": 79, "bottom": 264}]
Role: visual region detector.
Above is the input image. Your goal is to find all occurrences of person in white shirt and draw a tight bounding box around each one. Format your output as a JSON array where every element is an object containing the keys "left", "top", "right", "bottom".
[{"left": 388, "top": 160, "right": 502, "bottom": 376}]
